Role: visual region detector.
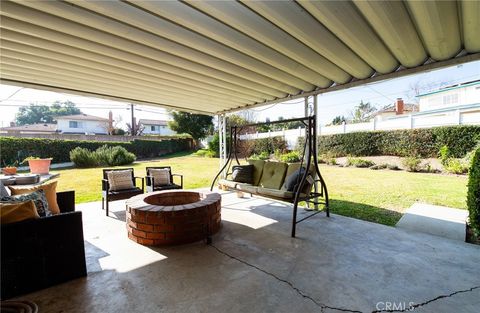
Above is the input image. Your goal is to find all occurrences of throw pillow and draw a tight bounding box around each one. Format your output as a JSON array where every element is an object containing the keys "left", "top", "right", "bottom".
[
  {"left": 2, "top": 189, "right": 51, "bottom": 217},
  {"left": 8, "top": 181, "right": 59, "bottom": 214},
  {"left": 149, "top": 169, "right": 171, "bottom": 186},
  {"left": 0, "top": 180, "right": 9, "bottom": 198},
  {"left": 107, "top": 170, "right": 135, "bottom": 191},
  {"left": 283, "top": 167, "right": 306, "bottom": 192},
  {"left": 231, "top": 165, "right": 254, "bottom": 184},
  {"left": 0, "top": 200, "right": 40, "bottom": 224}
]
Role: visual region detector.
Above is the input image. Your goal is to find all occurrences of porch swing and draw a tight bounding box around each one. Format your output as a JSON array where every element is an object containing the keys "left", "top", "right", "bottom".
[{"left": 210, "top": 115, "right": 329, "bottom": 237}]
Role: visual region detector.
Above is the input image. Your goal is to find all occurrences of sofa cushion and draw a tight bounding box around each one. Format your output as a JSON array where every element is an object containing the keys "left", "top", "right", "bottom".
[
  {"left": 231, "top": 165, "right": 254, "bottom": 184},
  {"left": 2, "top": 189, "right": 51, "bottom": 217},
  {"left": 149, "top": 168, "right": 171, "bottom": 186},
  {"left": 106, "top": 170, "right": 134, "bottom": 191},
  {"left": 8, "top": 181, "right": 60, "bottom": 214},
  {"left": 237, "top": 184, "right": 257, "bottom": 194},
  {"left": 247, "top": 160, "right": 265, "bottom": 186},
  {"left": 257, "top": 188, "right": 294, "bottom": 199},
  {"left": 219, "top": 179, "right": 238, "bottom": 189},
  {"left": 283, "top": 167, "right": 307, "bottom": 192},
  {"left": 258, "top": 162, "right": 288, "bottom": 190},
  {"left": 0, "top": 200, "right": 40, "bottom": 224}
]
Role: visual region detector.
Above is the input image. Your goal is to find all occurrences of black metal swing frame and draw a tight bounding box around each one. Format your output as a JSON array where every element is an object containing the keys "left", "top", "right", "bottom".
[{"left": 210, "top": 115, "right": 329, "bottom": 237}]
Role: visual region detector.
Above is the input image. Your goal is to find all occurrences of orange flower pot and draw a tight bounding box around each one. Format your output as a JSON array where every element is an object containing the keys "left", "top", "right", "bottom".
[
  {"left": 28, "top": 159, "right": 52, "bottom": 175},
  {"left": 2, "top": 167, "right": 17, "bottom": 175}
]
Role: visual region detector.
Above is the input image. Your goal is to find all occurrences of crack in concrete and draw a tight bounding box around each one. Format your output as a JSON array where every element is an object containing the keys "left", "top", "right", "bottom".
[
  {"left": 209, "top": 243, "right": 362, "bottom": 313},
  {"left": 210, "top": 242, "right": 480, "bottom": 313},
  {"left": 371, "top": 285, "right": 480, "bottom": 312}
]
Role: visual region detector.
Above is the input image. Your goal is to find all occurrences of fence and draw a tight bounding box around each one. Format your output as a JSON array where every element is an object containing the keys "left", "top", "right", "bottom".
[
  {"left": 240, "top": 104, "right": 480, "bottom": 149},
  {"left": 0, "top": 132, "right": 187, "bottom": 142}
]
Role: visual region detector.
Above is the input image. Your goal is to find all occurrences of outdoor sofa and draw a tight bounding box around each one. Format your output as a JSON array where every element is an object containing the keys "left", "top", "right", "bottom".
[{"left": 1, "top": 190, "right": 87, "bottom": 299}]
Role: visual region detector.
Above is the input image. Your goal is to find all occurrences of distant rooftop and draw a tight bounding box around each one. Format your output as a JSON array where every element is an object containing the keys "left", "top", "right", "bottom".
[
  {"left": 418, "top": 79, "right": 480, "bottom": 97},
  {"left": 1, "top": 123, "right": 57, "bottom": 132},
  {"left": 376, "top": 102, "right": 418, "bottom": 115},
  {"left": 138, "top": 119, "right": 169, "bottom": 126},
  {"left": 55, "top": 114, "right": 109, "bottom": 121}
]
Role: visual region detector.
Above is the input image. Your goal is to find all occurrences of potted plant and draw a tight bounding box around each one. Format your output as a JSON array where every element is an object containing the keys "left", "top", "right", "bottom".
[
  {"left": 23, "top": 157, "right": 53, "bottom": 175},
  {"left": 2, "top": 161, "right": 19, "bottom": 175}
]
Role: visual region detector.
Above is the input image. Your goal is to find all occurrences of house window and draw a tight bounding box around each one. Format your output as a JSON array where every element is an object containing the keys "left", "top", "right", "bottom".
[
  {"left": 443, "top": 93, "right": 458, "bottom": 105},
  {"left": 69, "top": 121, "right": 81, "bottom": 128},
  {"left": 151, "top": 125, "right": 155, "bottom": 131}
]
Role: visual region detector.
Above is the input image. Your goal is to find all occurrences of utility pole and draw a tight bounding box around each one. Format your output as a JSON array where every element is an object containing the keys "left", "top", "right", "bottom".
[{"left": 130, "top": 103, "right": 135, "bottom": 136}]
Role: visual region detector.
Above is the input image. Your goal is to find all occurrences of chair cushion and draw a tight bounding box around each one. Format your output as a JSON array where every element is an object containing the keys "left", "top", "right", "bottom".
[
  {"left": 1, "top": 189, "right": 51, "bottom": 217},
  {"left": 8, "top": 181, "right": 58, "bottom": 214},
  {"left": 219, "top": 179, "right": 238, "bottom": 189},
  {"left": 107, "top": 170, "right": 134, "bottom": 191},
  {"left": 237, "top": 184, "right": 257, "bottom": 194},
  {"left": 153, "top": 184, "right": 182, "bottom": 190},
  {"left": 0, "top": 200, "right": 39, "bottom": 224},
  {"left": 256, "top": 187, "right": 294, "bottom": 199},
  {"left": 231, "top": 165, "right": 254, "bottom": 184},
  {"left": 283, "top": 167, "right": 307, "bottom": 192},
  {"left": 258, "top": 162, "right": 288, "bottom": 190},
  {"left": 109, "top": 187, "right": 142, "bottom": 195},
  {"left": 247, "top": 160, "right": 265, "bottom": 186},
  {"left": 149, "top": 168, "right": 171, "bottom": 186}
]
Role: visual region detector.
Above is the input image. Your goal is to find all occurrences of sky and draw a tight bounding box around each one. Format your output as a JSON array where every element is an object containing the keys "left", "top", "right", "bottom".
[{"left": 0, "top": 60, "right": 479, "bottom": 128}]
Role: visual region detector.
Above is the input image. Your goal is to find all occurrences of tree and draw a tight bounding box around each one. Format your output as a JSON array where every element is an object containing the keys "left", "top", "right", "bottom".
[
  {"left": 126, "top": 119, "right": 144, "bottom": 136},
  {"left": 169, "top": 111, "right": 213, "bottom": 146},
  {"left": 350, "top": 100, "right": 377, "bottom": 123},
  {"left": 331, "top": 115, "right": 346, "bottom": 125},
  {"left": 15, "top": 100, "right": 81, "bottom": 125}
]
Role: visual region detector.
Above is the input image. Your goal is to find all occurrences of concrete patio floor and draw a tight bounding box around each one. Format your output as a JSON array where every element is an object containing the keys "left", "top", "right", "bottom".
[{"left": 14, "top": 190, "right": 480, "bottom": 312}]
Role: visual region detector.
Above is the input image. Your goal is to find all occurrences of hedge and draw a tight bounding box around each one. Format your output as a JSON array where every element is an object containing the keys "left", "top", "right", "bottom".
[
  {"left": 0, "top": 136, "right": 192, "bottom": 165},
  {"left": 317, "top": 125, "right": 480, "bottom": 158},
  {"left": 467, "top": 147, "right": 480, "bottom": 235}
]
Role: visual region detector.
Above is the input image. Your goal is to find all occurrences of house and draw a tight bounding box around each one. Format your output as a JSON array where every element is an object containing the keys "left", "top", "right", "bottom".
[
  {"left": 418, "top": 79, "right": 480, "bottom": 112},
  {"left": 56, "top": 114, "right": 110, "bottom": 135},
  {"left": 0, "top": 123, "right": 57, "bottom": 134},
  {"left": 374, "top": 98, "right": 418, "bottom": 121},
  {"left": 139, "top": 119, "right": 176, "bottom": 135}
]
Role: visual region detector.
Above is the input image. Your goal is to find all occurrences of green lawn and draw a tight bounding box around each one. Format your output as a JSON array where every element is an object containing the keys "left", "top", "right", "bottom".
[{"left": 55, "top": 152, "right": 468, "bottom": 226}]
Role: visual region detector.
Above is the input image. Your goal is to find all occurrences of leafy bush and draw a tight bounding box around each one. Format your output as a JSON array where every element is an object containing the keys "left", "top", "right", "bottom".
[
  {"left": 467, "top": 147, "right": 480, "bottom": 235},
  {"left": 193, "top": 149, "right": 216, "bottom": 158},
  {"left": 387, "top": 164, "right": 400, "bottom": 171},
  {"left": 250, "top": 151, "right": 270, "bottom": 160},
  {"left": 439, "top": 145, "right": 450, "bottom": 165},
  {"left": 402, "top": 157, "right": 422, "bottom": 172},
  {"left": 443, "top": 158, "right": 469, "bottom": 174},
  {"left": 69, "top": 147, "right": 98, "bottom": 168},
  {"left": 279, "top": 151, "right": 301, "bottom": 163},
  {"left": 70, "top": 145, "right": 135, "bottom": 167},
  {"left": 318, "top": 125, "right": 480, "bottom": 158},
  {"left": 370, "top": 164, "right": 388, "bottom": 170},
  {"left": 0, "top": 136, "right": 191, "bottom": 165},
  {"left": 346, "top": 157, "right": 375, "bottom": 168},
  {"left": 249, "top": 136, "right": 287, "bottom": 155},
  {"left": 326, "top": 157, "right": 337, "bottom": 165}
]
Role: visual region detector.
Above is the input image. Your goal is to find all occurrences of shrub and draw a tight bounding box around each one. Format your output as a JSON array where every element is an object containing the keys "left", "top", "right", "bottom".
[
  {"left": 402, "top": 156, "right": 422, "bottom": 172},
  {"left": 250, "top": 151, "right": 270, "bottom": 160},
  {"left": 387, "top": 164, "right": 400, "bottom": 171},
  {"left": 327, "top": 158, "right": 337, "bottom": 165},
  {"left": 318, "top": 125, "right": 480, "bottom": 158},
  {"left": 346, "top": 157, "right": 375, "bottom": 168},
  {"left": 279, "top": 151, "right": 301, "bottom": 163},
  {"left": 370, "top": 164, "right": 388, "bottom": 170},
  {"left": 193, "top": 149, "right": 216, "bottom": 158},
  {"left": 69, "top": 147, "right": 98, "bottom": 168},
  {"left": 249, "top": 136, "right": 287, "bottom": 155},
  {"left": 439, "top": 145, "right": 450, "bottom": 165},
  {"left": 104, "top": 146, "right": 136, "bottom": 166},
  {"left": 443, "top": 158, "right": 469, "bottom": 174},
  {"left": 467, "top": 147, "right": 480, "bottom": 235}
]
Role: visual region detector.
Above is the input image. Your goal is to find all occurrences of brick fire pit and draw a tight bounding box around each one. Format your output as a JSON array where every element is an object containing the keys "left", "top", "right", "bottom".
[{"left": 126, "top": 190, "right": 221, "bottom": 246}]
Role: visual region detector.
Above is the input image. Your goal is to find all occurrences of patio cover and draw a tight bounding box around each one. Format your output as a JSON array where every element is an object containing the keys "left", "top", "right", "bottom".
[{"left": 1, "top": 0, "right": 479, "bottom": 115}]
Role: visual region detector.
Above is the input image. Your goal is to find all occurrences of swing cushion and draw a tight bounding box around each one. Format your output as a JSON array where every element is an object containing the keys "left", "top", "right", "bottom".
[
  {"left": 231, "top": 165, "right": 254, "bottom": 184},
  {"left": 247, "top": 160, "right": 265, "bottom": 186},
  {"left": 283, "top": 167, "right": 307, "bottom": 192},
  {"left": 258, "top": 162, "right": 288, "bottom": 189}
]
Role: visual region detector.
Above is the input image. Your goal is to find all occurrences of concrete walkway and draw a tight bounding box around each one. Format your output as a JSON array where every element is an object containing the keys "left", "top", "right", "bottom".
[
  {"left": 396, "top": 203, "right": 468, "bottom": 241},
  {"left": 13, "top": 190, "right": 480, "bottom": 312}
]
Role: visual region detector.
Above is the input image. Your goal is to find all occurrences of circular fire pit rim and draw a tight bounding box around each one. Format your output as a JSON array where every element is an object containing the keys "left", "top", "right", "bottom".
[{"left": 126, "top": 190, "right": 221, "bottom": 212}]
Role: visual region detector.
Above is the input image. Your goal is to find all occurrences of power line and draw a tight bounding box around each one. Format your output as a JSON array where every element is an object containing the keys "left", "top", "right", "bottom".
[{"left": 0, "top": 87, "right": 24, "bottom": 102}]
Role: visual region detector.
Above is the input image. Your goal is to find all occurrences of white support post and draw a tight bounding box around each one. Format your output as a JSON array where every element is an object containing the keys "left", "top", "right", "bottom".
[
  {"left": 304, "top": 96, "right": 309, "bottom": 117},
  {"left": 221, "top": 114, "right": 227, "bottom": 179}
]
